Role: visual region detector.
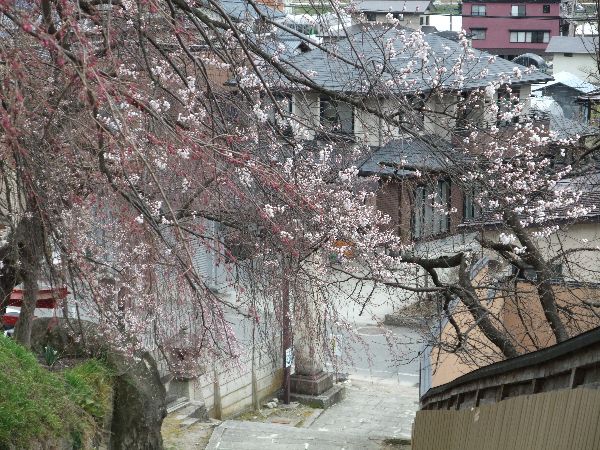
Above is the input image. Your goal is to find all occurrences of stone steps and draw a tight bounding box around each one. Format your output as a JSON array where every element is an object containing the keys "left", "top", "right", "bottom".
[
  {"left": 167, "top": 396, "right": 210, "bottom": 429},
  {"left": 166, "top": 397, "right": 190, "bottom": 414},
  {"left": 175, "top": 401, "right": 209, "bottom": 421}
]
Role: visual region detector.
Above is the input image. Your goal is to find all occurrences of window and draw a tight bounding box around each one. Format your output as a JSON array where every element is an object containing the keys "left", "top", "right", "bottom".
[
  {"left": 542, "top": 4, "right": 550, "bottom": 13},
  {"left": 365, "top": 12, "right": 376, "bottom": 21},
  {"left": 497, "top": 86, "right": 521, "bottom": 123},
  {"left": 471, "top": 4, "right": 486, "bottom": 16},
  {"left": 320, "top": 97, "right": 354, "bottom": 134},
  {"left": 463, "top": 187, "right": 482, "bottom": 220},
  {"left": 509, "top": 31, "right": 549, "bottom": 43},
  {"left": 413, "top": 180, "right": 451, "bottom": 238},
  {"left": 471, "top": 28, "right": 487, "bottom": 40},
  {"left": 266, "top": 94, "right": 292, "bottom": 124},
  {"left": 393, "top": 12, "right": 403, "bottom": 20},
  {"left": 511, "top": 263, "right": 562, "bottom": 281},
  {"left": 420, "top": 15, "right": 430, "bottom": 25},
  {"left": 564, "top": 52, "right": 573, "bottom": 57},
  {"left": 511, "top": 4, "right": 526, "bottom": 16}
]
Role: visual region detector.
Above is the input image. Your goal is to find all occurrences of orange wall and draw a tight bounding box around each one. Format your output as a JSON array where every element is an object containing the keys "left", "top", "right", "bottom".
[{"left": 430, "top": 278, "right": 600, "bottom": 387}]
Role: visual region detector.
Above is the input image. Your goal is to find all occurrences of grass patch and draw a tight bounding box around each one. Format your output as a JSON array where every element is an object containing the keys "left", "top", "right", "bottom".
[
  {"left": 64, "top": 359, "right": 113, "bottom": 420},
  {"left": 382, "top": 437, "right": 412, "bottom": 449},
  {"left": 0, "top": 335, "right": 112, "bottom": 449}
]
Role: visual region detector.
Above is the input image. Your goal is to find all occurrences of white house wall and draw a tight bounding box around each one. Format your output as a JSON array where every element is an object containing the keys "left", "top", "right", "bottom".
[
  {"left": 291, "top": 92, "right": 320, "bottom": 140},
  {"left": 551, "top": 54, "right": 599, "bottom": 82},
  {"left": 519, "top": 84, "right": 531, "bottom": 116},
  {"left": 482, "top": 222, "right": 600, "bottom": 283},
  {"left": 362, "top": 13, "right": 425, "bottom": 29},
  {"left": 424, "top": 94, "right": 457, "bottom": 138}
]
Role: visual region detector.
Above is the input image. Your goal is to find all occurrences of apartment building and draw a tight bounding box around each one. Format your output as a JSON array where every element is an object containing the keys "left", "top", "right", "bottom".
[{"left": 462, "top": 0, "right": 562, "bottom": 58}]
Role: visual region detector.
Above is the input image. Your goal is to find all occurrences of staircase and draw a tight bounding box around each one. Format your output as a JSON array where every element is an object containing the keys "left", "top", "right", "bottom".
[{"left": 166, "top": 396, "right": 210, "bottom": 427}]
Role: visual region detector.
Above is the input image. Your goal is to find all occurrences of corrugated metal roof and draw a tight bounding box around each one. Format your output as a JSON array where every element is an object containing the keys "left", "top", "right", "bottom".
[
  {"left": 545, "top": 36, "right": 598, "bottom": 54},
  {"left": 355, "top": 0, "right": 432, "bottom": 13},
  {"left": 532, "top": 71, "right": 598, "bottom": 94}
]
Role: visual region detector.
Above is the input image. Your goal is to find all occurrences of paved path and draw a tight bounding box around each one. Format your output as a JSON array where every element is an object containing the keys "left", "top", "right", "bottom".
[
  {"left": 205, "top": 378, "right": 418, "bottom": 449},
  {"left": 310, "top": 379, "right": 418, "bottom": 441}
]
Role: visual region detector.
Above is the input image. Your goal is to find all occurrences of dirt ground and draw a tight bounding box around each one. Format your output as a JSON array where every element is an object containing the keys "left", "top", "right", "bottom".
[{"left": 162, "top": 415, "right": 215, "bottom": 450}]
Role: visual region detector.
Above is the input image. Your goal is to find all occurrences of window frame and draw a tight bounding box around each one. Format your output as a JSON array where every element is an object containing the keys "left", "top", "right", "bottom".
[
  {"left": 470, "top": 28, "right": 487, "bottom": 40},
  {"left": 463, "top": 187, "right": 482, "bottom": 221},
  {"left": 471, "top": 4, "right": 487, "bottom": 16},
  {"left": 319, "top": 96, "right": 355, "bottom": 135},
  {"left": 412, "top": 180, "right": 451, "bottom": 239},
  {"left": 509, "top": 30, "right": 549, "bottom": 43},
  {"left": 511, "top": 4, "right": 526, "bottom": 16}
]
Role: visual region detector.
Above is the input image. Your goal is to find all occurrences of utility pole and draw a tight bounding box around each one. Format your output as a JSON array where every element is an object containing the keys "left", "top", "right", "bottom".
[{"left": 281, "top": 261, "right": 291, "bottom": 404}]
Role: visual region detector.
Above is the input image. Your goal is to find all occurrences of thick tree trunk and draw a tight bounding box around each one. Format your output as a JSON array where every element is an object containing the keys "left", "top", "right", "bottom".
[
  {"left": 505, "top": 212, "right": 569, "bottom": 343},
  {"left": 456, "top": 256, "right": 520, "bottom": 359},
  {"left": 13, "top": 216, "right": 44, "bottom": 348},
  {"left": 13, "top": 264, "right": 39, "bottom": 348},
  {"left": 0, "top": 226, "right": 24, "bottom": 316}
]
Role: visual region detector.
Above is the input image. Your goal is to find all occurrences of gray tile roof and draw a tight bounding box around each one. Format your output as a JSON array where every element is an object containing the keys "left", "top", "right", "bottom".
[
  {"left": 359, "top": 136, "right": 465, "bottom": 176},
  {"left": 209, "top": 0, "right": 286, "bottom": 22},
  {"left": 545, "top": 36, "right": 599, "bottom": 54},
  {"left": 463, "top": 171, "right": 600, "bottom": 226},
  {"left": 270, "top": 24, "right": 552, "bottom": 94},
  {"left": 355, "top": 0, "right": 432, "bottom": 13}
]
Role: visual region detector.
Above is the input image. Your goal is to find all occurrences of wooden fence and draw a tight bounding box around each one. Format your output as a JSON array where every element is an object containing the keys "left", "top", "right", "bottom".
[{"left": 413, "top": 388, "right": 600, "bottom": 450}]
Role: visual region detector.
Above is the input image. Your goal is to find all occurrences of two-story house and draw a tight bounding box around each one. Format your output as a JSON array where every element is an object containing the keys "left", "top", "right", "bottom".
[
  {"left": 268, "top": 24, "right": 547, "bottom": 147},
  {"left": 353, "top": 0, "right": 433, "bottom": 28},
  {"left": 260, "top": 23, "right": 549, "bottom": 232},
  {"left": 462, "top": 0, "right": 562, "bottom": 59},
  {"left": 545, "top": 36, "right": 599, "bottom": 82},
  {"left": 359, "top": 134, "right": 600, "bottom": 390}
]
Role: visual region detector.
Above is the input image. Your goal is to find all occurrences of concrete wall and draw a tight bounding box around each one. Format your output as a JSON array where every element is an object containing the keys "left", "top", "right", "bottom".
[
  {"left": 202, "top": 350, "right": 283, "bottom": 418},
  {"left": 161, "top": 344, "right": 283, "bottom": 419}
]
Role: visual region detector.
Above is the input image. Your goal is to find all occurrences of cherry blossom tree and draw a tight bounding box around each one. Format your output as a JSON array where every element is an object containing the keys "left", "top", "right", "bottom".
[{"left": 0, "top": 0, "right": 599, "bottom": 391}]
